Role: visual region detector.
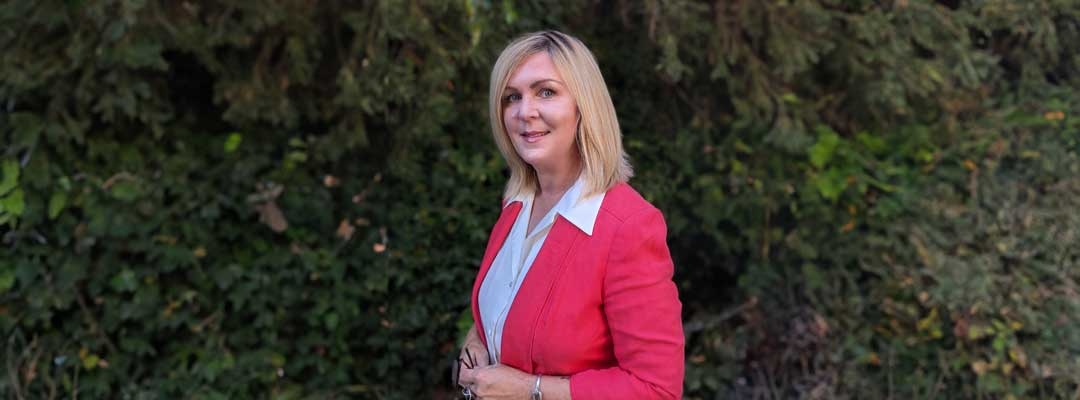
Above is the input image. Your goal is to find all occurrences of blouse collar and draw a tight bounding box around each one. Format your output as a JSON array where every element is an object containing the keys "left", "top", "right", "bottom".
[{"left": 505, "top": 175, "right": 605, "bottom": 236}]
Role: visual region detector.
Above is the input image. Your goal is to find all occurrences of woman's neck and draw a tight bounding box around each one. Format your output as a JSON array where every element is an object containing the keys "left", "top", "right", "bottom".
[{"left": 534, "top": 158, "right": 582, "bottom": 201}]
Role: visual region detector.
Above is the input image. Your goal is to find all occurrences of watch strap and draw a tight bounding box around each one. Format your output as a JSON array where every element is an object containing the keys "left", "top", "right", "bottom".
[{"left": 531, "top": 374, "right": 542, "bottom": 400}]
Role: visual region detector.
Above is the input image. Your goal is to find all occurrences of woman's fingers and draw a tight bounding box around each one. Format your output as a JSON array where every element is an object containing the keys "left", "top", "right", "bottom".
[
  {"left": 460, "top": 345, "right": 491, "bottom": 367},
  {"left": 474, "top": 347, "right": 491, "bottom": 366},
  {"left": 458, "top": 364, "right": 495, "bottom": 389},
  {"left": 460, "top": 365, "right": 535, "bottom": 399}
]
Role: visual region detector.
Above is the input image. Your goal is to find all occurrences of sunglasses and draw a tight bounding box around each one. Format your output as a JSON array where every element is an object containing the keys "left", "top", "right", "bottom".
[{"left": 451, "top": 347, "right": 479, "bottom": 399}]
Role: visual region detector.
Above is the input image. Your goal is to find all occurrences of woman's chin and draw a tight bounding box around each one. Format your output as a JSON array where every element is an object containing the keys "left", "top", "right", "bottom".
[
  {"left": 522, "top": 159, "right": 548, "bottom": 171},
  {"left": 515, "top": 150, "right": 548, "bottom": 166}
]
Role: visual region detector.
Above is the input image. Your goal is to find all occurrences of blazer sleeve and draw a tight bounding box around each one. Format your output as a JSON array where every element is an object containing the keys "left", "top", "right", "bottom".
[{"left": 569, "top": 207, "right": 685, "bottom": 399}]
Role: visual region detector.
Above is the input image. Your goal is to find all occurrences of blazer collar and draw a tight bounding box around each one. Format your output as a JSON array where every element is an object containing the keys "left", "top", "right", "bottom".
[{"left": 504, "top": 175, "right": 605, "bottom": 236}]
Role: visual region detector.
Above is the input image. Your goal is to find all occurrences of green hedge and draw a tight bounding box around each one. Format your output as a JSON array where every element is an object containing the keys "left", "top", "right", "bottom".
[{"left": 2, "top": 1, "right": 1078, "bottom": 398}]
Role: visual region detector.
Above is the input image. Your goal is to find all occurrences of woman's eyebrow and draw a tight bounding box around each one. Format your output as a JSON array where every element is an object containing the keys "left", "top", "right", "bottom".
[
  {"left": 528, "top": 79, "right": 564, "bottom": 88},
  {"left": 506, "top": 79, "right": 565, "bottom": 91}
]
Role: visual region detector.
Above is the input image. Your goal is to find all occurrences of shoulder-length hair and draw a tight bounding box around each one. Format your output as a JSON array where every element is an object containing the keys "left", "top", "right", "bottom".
[{"left": 489, "top": 30, "right": 632, "bottom": 200}]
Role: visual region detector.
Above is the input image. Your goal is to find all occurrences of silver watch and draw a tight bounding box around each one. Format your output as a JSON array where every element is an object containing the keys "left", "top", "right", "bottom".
[{"left": 531, "top": 375, "right": 542, "bottom": 400}]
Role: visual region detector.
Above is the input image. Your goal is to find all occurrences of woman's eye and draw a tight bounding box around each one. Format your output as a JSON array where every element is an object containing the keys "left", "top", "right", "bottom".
[
  {"left": 505, "top": 93, "right": 521, "bottom": 103},
  {"left": 538, "top": 88, "right": 555, "bottom": 98}
]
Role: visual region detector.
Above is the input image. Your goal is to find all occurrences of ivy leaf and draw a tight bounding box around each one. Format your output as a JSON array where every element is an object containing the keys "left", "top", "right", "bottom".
[
  {"left": 110, "top": 270, "right": 138, "bottom": 292},
  {"left": 324, "top": 312, "right": 339, "bottom": 330},
  {"left": 82, "top": 354, "right": 100, "bottom": 370},
  {"left": 1, "top": 189, "right": 26, "bottom": 216},
  {"left": 269, "top": 352, "right": 286, "bottom": 368},
  {"left": 0, "top": 264, "right": 15, "bottom": 293},
  {"left": 801, "top": 263, "right": 825, "bottom": 290},
  {"left": 992, "top": 333, "right": 1007, "bottom": 352},
  {"left": 48, "top": 191, "right": 67, "bottom": 219},
  {"left": 502, "top": 0, "right": 518, "bottom": 24},
  {"left": 809, "top": 127, "right": 840, "bottom": 169},
  {"left": 109, "top": 180, "right": 141, "bottom": 202},
  {"left": 856, "top": 131, "right": 887, "bottom": 154},
  {"left": 813, "top": 168, "right": 846, "bottom": 201},
  {"left": 224, "top": 132, "right": 243, "bottom": 153},
  {"left": 0, "top": 159, "right": 19, "bottom": 196},
  {"left": 11, "top": 113, "right": 43, "bottom": 148},
  {"left": 104, "top": 20, "right": 126, "bottom": 41}
]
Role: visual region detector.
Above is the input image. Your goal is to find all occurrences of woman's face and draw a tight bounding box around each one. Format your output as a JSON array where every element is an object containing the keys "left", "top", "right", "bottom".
[{"left": 502, "top": 52, "right": 580, "bottom": 174}]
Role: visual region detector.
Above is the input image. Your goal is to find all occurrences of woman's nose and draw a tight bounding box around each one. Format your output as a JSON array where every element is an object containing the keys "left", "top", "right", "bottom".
[{"left": 515, "top": 97, "right": 539, "bottom": 120}]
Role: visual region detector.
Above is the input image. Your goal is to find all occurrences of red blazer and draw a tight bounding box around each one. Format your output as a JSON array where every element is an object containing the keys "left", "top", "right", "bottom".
[{"left": 471, "top": 183, "right": 684, "bottom": 399}]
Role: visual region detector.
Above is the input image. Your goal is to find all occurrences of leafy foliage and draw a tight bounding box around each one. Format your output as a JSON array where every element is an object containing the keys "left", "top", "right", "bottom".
[{"left": 1, "top": 0, "right": 1077, "bottom": 398}]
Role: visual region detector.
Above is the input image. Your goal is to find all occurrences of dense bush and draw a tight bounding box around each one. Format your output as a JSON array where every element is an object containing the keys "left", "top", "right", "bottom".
[{"left": 1, "top": 1, "right": 1077, "bottom": 398}]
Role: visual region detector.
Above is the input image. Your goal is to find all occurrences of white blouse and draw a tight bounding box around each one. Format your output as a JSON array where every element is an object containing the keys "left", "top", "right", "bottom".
[{"left": 478, "top": 176, "right": 605, "bottom": 364}]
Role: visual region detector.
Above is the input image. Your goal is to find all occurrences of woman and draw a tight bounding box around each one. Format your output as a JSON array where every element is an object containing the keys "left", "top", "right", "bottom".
[{"left": 457, "top": 30, "right": 684, "bottom": 400}]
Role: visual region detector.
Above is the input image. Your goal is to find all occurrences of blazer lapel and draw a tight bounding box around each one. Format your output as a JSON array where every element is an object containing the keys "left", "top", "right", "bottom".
[
  {"left": 472, "top": 201, "right": 523, "bottom": 349},
  {"left": 501, "top": 216, "right": 585, "bottom": 373}
]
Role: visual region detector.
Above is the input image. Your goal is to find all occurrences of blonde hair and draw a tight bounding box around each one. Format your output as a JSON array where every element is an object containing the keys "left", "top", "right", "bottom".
[{"left": 489, "top": 30, "right": 632, "bottom": 200}]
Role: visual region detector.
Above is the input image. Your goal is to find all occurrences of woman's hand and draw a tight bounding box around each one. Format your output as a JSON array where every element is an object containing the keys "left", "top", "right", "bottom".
[
  {"left": 457, "top": 363, "right": 534, "bottom": 400},
  {"left": 456, "top": 323, "right": 491, "bottom": 397},
  {"left": 455, "top": 325, "right": 571, "bottom": 399},
  {"left": 458, "top": 324, "right": 491, "bottom": 369}
]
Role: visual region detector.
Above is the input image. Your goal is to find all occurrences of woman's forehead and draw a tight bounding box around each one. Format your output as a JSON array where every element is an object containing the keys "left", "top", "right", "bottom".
[{"left": 506, "top": 53, "right": 565, "bottom": 88}]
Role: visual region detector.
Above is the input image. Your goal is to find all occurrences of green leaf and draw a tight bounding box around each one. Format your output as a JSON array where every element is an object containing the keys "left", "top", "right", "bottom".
[
  {"left": 48, "top": 191, "right": 67, "bottom": 219},
  {"left": 105, "top": 21, "right": 126, "bottom": 41},
  {"left": 813, "top": 169, "right": 846, "bottom": 201},
  {"left": 82, "top": 354, "right": 100, "bottom": 370},
  {"left": 224, "top": 132, "right": 243, "bottom": 153},
  {"left": 855, "top": 131, "right": 887, "bottom": 154},
  {"left": 916, "top": 149, "right": 935, "bottom": 163},
  {"left": 324, "top": 312, "right": 339, "bottom": 330},
  {"left": 11, "top": 113, "right": 44, "bottom": 148},
  {"left": 287, "top": 151, "right": 307, "bottom": 163},
  {"left": 1, "top": 189, "right": 25, "bottom": 216},
  {"left": 502, "top": 0, "right": 517, "bottom": 24},
  {"left": 809, "top": 128, "right": 840, "bottom": 169},
  {"left": 110, "top": 270, "right": 137, "bottom": 292},
  {"left": 271, "top": 385, "right": 303, "bottom": 400},
  {"left": 0, "top": 264, "right": 15, "bottom": 293},
  {"left": 801, "top": 263, "right": 825, "bottom": 290},
  {"left": 992, "top": 334, "right": 1007, "bottom": 352},
  {"left": 269, "top": 352, "right": 286, "bottom": 368},
  {"left": 109, "top": 180, "right": 141, "bottom": 202},
  {"left": 0, "top": 158, "right": 19, "bottom": 196},
  {"left": 120, "top": 41, "right": 166, "bottom": 69}
]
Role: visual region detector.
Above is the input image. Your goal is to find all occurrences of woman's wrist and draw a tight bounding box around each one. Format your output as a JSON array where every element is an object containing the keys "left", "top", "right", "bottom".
[{"left": 526, "top": 373, "right": 572, "bottom": 400}]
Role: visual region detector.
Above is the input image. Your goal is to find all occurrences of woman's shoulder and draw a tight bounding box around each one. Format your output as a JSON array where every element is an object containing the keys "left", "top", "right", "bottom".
[{"left": 599, "top": 182, "right": 661, "bottom": 222}]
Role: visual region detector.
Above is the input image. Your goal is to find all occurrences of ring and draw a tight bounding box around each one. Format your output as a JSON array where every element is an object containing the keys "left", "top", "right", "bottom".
[{"left": 462, "top": 387, "right": 474, "bottom": 400}]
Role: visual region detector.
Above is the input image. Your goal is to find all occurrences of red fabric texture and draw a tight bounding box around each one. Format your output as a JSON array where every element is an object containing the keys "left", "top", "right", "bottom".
[{"left": 470, "top": 183, "right": 684, "bottom": 399}]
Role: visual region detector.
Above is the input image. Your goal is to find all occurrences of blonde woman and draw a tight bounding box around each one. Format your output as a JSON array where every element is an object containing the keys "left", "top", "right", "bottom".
[{"left": 456, "top": 30, "right": 684, "bottom": 400}]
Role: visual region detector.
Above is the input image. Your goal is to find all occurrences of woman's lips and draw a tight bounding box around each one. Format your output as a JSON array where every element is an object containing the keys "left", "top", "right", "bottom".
[{"left": 521, "top": 130, "right": 549, "bottom": 143}]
